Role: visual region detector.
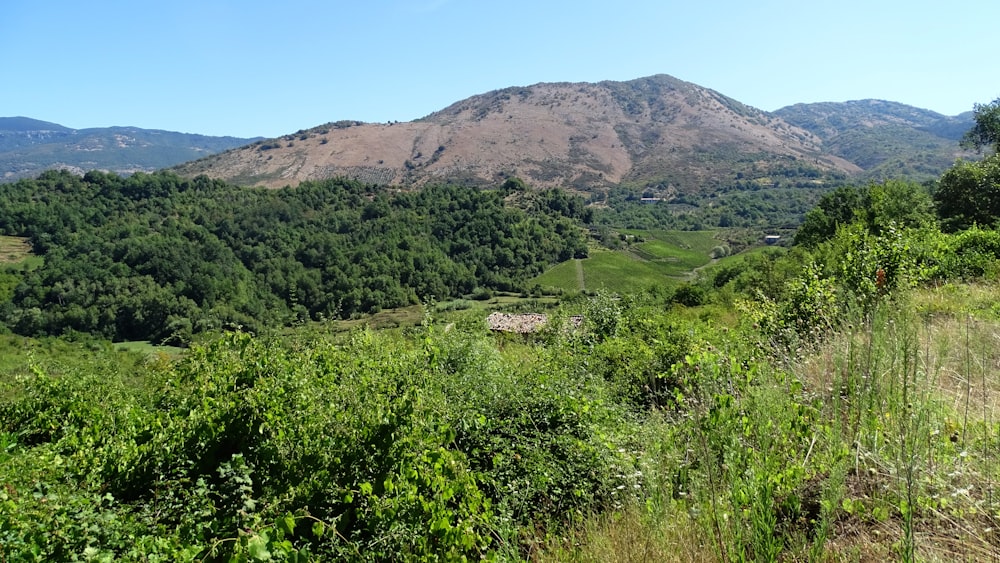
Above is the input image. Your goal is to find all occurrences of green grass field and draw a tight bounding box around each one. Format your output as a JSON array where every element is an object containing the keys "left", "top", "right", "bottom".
[
  {"left": 533, "top": 230, "right": 726, "bottom": 292},
  {"left": 533, "top": 260, "right": 585, "bottom": 290},
  {"left": 695, "top": 244, "right": 787, "bottom": 280},
  {"left": 113, "top": 340, "right": 186, "bottom": 358}
]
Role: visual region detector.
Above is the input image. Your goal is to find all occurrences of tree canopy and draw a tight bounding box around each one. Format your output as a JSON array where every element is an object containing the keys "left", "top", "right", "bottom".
[
  {"left": 793, "top": 180, "right": 934, "bottom": 247},
  {"left": 934, "top": 153, "right": 1000, "bottom": 232},
  {"left": 0, "top": 171, "right": 590, "bottom": 343},
  {"left": 962, "top": 97, "right": 1000, "bottom": 154}
]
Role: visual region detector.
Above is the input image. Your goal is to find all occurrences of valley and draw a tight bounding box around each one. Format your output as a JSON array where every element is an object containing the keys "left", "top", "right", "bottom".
[{"left": 1, "top": 83, "right": 999, "bottom": 561}]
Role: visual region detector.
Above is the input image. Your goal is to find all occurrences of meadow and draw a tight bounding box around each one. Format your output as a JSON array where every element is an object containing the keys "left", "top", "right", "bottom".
[{"left": 532, "top": 230, "right": 724, "bottom": 292}]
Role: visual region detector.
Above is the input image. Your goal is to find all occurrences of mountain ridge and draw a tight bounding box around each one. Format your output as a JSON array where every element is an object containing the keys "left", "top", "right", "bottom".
[
  {"left": 0, "top": 120, "right": 261, "bottom": 181},
  {"left": 774, "top": 99, "right": 973, "bottom": 178},
  {"left": 6, "top": 74, "right": 973, "bottom": 191},
  {"left": 175, "top": 75, "right": 871, "bottom": 192},
  {"left": 173, "top": 74, "right": 970, "bottom": 193}
]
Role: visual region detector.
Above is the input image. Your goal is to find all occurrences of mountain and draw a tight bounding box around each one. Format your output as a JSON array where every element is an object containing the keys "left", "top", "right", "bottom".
[
  {"left": 173, "top": 75, "right": 973, "bottom": 193},
  {"left": 0, "top": 118, "right": 261, "bottom": 182},
  {"left": 773, "top": 100, "right": 974, "bottom": 180},
  {"left": 173, "top": 75, "right": 862, "bottom": 192}
]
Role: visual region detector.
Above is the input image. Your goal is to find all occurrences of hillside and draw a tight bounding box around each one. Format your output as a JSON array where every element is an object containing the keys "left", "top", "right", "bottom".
[
  {"left": 0, "top": 118, "right": 260, "bottom": 181},
  {"left": 774, "top": 100, "right": 974, "bottom": 180},
  {"left": 173, "top": 75, "right": 861, "bottom": 192},
  {"left": 173, "top": 75, "right": 974, "bottom": 193}
]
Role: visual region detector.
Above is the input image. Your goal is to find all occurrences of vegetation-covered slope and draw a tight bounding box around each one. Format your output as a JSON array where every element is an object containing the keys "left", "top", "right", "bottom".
[
  {"left": 4, "top": 96, "right": 1000, "bottom": 563},
  {"left": 6, "top": 225, "right": 1000, "bottom": 560},
  {"left": 774, "top": 99, "right": 974, "bottom": 181},
  {"left": 0, "top": 171, "right": 589, "bottom": 343},
  {"left": 0, "top": 118, "right": 259, "bottom": 181}
]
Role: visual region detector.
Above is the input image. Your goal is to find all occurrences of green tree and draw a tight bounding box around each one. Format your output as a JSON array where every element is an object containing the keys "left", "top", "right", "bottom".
[
  {"left": 864, "top": 179, "right": 935, "bottom": 234},
  {"left": 962, "top": 97, "right": 1000, "bottom": 154},
  {"left": 794, "top": 185, "right": 866, "bottom": 247},
  {"left": 934, "top": 153, "right": 1000, "bottom": 231},
  {"left": 795, "top": 180, "right": 934, "bottom": 246}
]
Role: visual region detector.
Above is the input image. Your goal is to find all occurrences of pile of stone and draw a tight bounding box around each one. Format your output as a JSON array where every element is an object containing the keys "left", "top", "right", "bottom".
[{"left": 487, "top": 312, "right": 548, "bottom": 333}]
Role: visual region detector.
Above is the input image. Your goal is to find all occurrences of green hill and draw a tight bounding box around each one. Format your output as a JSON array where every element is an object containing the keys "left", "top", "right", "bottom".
[{"left": 0, "top": 117, "right": 260, "bottom": 181}]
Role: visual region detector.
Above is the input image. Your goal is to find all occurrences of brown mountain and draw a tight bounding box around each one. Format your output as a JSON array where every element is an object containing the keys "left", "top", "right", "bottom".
[{"left": 173, "top": 75, "right": 864, "bottom": 191}]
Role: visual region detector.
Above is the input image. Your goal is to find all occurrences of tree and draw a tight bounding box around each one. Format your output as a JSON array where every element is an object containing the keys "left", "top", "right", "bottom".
[
  {"left": 934, "top": 153, "right": 1000, "bottom": 231},
  {"left": 795, "top": 181, "right": 934, "bottom": 246},
  {"left": 794, "top": 185, "right": 866, "bottom": 247},
  {"left": 962, "top": 97, "right": 1000, "bottom": 154},
  {"left": 864, "top": 179, "right": 935, "bottom": 234}
]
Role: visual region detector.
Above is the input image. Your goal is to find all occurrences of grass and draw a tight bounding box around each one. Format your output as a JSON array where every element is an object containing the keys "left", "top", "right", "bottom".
[
  {"left": 0, "top": 236, "right": 33, "bottom": 265},
  {"left": 113, "top": 340, "right": 186, "bottom": 359},
  {"left": 327, "top": 304, "right": 427, "bottom": 331},
  {"left": 531, "top": 283, "right": 1000, "bottom": 562},
  {"left": 532, "top": 260, "right": 584, "bottom": 290},
  {"left": 533, "top": 230, "right": 746, "bottom": 292},
  {"left": 580, "top": 249, "right": 678, "bottom": 291},
  {"left": 626, "top": 229, "right": 720, "bottom": 274},
  {"left": 8, "top": 276, "right": 1000, "bottom": 560},
  {"left": 534, "top": 249, "right": 681, "bottom": 293}
]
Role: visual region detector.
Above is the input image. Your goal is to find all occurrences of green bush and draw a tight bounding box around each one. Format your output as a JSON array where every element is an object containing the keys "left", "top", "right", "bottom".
[{"left": 0, "top": 326, "right": 649, "bottom": 560}]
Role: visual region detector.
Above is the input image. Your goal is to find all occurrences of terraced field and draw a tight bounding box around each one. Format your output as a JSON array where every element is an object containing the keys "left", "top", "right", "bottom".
[
  {"left": 532, "top": 230, "right": 726, "bottom": 292},
  {"left": 0, "top": 236, "right": 31, "bottom": 264}
]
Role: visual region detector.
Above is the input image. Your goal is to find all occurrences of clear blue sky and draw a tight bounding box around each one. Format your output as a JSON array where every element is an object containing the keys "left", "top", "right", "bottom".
[{"left": 3, "top": 0, "right": 996, "bottom": 138}]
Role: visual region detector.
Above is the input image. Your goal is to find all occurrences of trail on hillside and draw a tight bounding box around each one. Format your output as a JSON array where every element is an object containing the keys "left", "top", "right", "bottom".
[
  {"left": 575, "top": 259, "right": 585, "bottom": 290},
  {"left": 684, "top": 258, "right": 719, "bottom": 281}
]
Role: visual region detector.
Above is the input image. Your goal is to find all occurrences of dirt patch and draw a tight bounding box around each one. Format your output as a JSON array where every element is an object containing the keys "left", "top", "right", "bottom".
[{"left": 487, "top": 312, "right": 548, "bottom": 333}]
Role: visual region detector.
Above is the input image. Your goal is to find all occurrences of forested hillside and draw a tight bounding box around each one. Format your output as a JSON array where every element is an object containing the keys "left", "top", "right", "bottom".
[
  {"left": 0, "top": 118, "right": 259, "bottom": 182},
  {"left": 0, "top": 171, "right": 588, "bottom": 343},
  {"left": 774, "top": 100, "right": 973, "bottom": 180}
]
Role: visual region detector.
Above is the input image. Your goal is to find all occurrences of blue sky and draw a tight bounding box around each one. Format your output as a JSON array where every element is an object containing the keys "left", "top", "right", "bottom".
[{"left": 2, "top": 0, "right": 996, "bottom": 138}]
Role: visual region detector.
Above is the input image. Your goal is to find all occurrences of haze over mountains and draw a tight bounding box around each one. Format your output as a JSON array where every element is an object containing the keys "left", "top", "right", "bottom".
[
  {"left": 0, "top": 117, "right": 259, "bottom": 182},
  {"left": 4, "top": 75, "right": 973, "bottom": 192},
  {"left": 174, "top": 75, "right": 973, "bottom": 193}
]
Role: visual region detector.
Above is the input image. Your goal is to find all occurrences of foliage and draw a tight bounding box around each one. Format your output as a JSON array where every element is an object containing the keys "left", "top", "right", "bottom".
[
  {"left": 0, "top": 171, "right": 589, "bottom": 343},
  {"left": 793, "top": 185, "right": 867, "bottom": 247},
  {"left": 925, "top": 225, "right": 1000, "bottom": 280},
  {"left": 593, "top": 184, "right": 837, "bottom": 232},
  {"left": 795, "top": 180, "right": 934, "bottom": 247},
  {"left": 0, "top": 320, "right": 645, "bottom": 560},
  {"left": 961, "top": 96, "right": 1000, "bottom": 153},
  {"left": 10, "top": 96, "right": 1000, "bottom": 562},
  {"left": 934, "top": 153, "right": 1000, "bottom": 232}
]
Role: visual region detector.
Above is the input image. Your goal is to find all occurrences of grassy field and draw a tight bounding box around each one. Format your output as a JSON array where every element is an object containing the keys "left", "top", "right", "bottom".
[
  {"left": 0, "top": 236, "right": 32, "bottom": 265},
  {"left": 533, "top": 230, "right": 730, "bottom": 292},
  {"left": 532, "top": 260, "right": 585, "bottom": 290},
  {"left": 695, "top": 244, "right": 788, "bottom": 280},
  {"left": 112, "top": 340, "right": 186, "bottom": 358},
  {"left": 577, "top": 249, "right": 678, "bottom": 291}
]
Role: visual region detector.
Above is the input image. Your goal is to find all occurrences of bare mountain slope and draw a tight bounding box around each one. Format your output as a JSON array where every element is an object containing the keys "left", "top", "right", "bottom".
[{"left": 175, "top": 75, "right": 860, "bottom": 191}]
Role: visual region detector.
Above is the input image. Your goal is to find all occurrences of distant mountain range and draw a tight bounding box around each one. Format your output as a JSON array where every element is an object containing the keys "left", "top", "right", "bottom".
[
  {"left": 0, "top": 117, "right": 260, "bottom": 181},
  {"left": 774, "top": 100, "right": 973, "bottom": 179},
  {"left": 172, "top": 75, "right": 974, "bottom": 193},
  {"left": 5, "top": 75, "right": 975, "bottom": 193}
]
